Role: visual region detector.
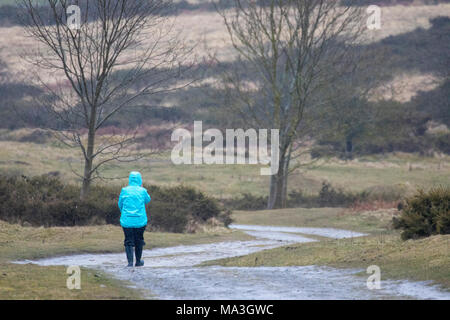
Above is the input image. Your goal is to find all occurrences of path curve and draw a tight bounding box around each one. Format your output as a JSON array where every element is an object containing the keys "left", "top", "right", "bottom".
[{"left": 15, "top": 225, "right": 450, "bottom": 300}]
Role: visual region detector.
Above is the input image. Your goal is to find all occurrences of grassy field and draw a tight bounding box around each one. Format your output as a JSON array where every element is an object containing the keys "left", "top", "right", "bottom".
[
  {"left": 203, "top": 208, "right": 450, "bottom": 290},
  {"left": 0, "top": 0, "right": 16, "bottom": 5},
  {"left": 305, "top": 154, "right": 450, "bottom": 194},
  {"left": 0, "top": 264, "right": 144, "bottom": 300},
  {"left": 232, "top": 207, "right": 398, "bottom": 234},
  {"left": 0, "top": 138, "right": 449, "bottom": 199},
  {"left": 0, "top": 220, "right": 252, "bottom": 299}
]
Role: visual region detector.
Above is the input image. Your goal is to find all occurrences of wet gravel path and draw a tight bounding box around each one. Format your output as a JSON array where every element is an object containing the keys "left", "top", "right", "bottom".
[{"left": 16, "top": 225, "right": 450, "bottom": 300}]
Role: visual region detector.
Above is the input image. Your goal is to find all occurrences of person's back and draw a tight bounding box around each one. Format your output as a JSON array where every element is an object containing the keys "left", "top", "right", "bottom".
[
  {"left": 119, "top": 172, "right": 150, "bottom": 228},
  {"left": 118, "top": 172, "right": 151, "bottom": 267}
]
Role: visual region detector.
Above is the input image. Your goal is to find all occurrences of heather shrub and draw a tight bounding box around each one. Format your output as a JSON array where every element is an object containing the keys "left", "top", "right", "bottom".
[
  {"left": 393, "top": 186, "right": 450, "bottom": 240},
  {"left": 0, "top": 175, "right": 231, "bottom": 233}
]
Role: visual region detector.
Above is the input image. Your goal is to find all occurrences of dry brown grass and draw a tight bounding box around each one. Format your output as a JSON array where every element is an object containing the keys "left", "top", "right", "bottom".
[
  {"left": 1, "top": 4, "right": 449, "bottom": 78},
  {"left": 370, "top": 72, "right": 441, "bottom": 102},
  {"left": 0, "top": 263, "right": 145, "bottom": 299},
  {"left": 208, "top": 206, "right": 450, "bottom": 289},
  {"left": 204, "top": 233, "right": 450, "bottom": 289},
  {"left": 349, "top": 201, "right": 400, "bottom": 212},
  {"left": 0, "top": 4, "right": 447, "bottom": 107}
]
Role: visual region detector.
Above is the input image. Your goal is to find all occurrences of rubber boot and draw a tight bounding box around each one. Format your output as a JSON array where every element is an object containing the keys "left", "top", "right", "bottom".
[
  {"left": 125, "top": 246, "right": 134, "bottom": 267},
  {"left": 135, "top": 242, "right": 144, "bottom": 267}
]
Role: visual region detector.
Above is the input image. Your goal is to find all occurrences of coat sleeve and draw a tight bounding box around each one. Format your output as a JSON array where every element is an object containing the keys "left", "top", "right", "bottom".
[
  {"left": 118, "top": 188, "right": 125, "bottom": 212},
  {"left": 144, "top": 190, "right": 151, "bottom": 205}
]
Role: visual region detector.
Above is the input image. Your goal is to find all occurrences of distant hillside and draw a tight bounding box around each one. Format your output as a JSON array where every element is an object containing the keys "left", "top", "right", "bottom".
[
  {"left": 0, "top": 1, "right": 448, "bottom": 156},
  {"left": 342, "top": 0, "right": 450, "bottom": 5},
  {"left": 368, "top": 16, "right": 450, "bottom": 75},
  {"left": 1, "top": 1, "right": 450, "bottom": 26}
]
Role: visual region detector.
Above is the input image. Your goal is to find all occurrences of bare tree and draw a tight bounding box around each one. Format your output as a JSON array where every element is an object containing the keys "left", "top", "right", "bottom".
[
  {"left": 19, "top": 0, "right": 194, "bottom": 199},
  {"left": 216, "top": 0, "right": 366, "bottom": 208}
]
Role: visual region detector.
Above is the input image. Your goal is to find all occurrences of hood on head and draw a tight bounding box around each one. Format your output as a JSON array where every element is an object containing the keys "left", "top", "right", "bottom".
[{"left": 128, "top": 171, "right": 142, "bottom": 187}]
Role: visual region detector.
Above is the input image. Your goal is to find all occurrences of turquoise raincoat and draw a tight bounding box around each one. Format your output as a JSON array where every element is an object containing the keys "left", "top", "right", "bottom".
[{"left": 118, "top": 172, "right": 151, "bottom": 228}]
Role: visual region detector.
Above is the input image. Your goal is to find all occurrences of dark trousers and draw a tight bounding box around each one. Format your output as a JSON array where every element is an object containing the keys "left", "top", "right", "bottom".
[{"left": 122, "top": 226, "right": 146, "bottom": 247}]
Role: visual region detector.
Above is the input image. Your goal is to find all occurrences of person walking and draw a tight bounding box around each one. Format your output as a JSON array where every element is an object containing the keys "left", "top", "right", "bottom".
[{"left": 118, "top": 171, "right": 151, "bottom": 267}]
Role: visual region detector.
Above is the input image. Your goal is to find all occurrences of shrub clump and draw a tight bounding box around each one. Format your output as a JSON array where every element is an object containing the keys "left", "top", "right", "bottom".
[
  {"left": 221, "top": 193, "right": 268, "bottom": 211},
  {"left": 146, "top": 185, "right": 232, "bottom": 233},
  {"left": 0, "top": 175, "right": 231, "bottom": 233},
  {"left": 393, "top": 186, "right": 450, "bottom": 240},
  {"left": 224, "top": 182, "right": 370, "bottom": 210}
]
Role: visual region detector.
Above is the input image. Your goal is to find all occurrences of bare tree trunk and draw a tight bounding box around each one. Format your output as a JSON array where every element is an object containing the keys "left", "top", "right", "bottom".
[
  {"left": 273, "top": 169, "right": 284, "bottom": 209},
  {"left": 345, "top": 136, "right": 353, "bottom": 160},
  {"left": 281, "top": 173, "right": 288, "bottom": 208},
  {"left": 268, "top": 174, "right": 277, "bottom": 209},
  {"left": 80, "top": 121, "right": 96, "bottom": 200},
  {"left": 280, "top": 147, "right": 292, "bottom": 208},
  {"left": 80, "top": 157, "right": 92, "bottom": 200},
  {"left": 267, "top": 137, "right": 293, "bottom": 209},
  {"left": 267, "top": 153, "right": 287, "bottom": 209},
  {"left": 267, "top": 168, "right": 284, "bottom": 209}
]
